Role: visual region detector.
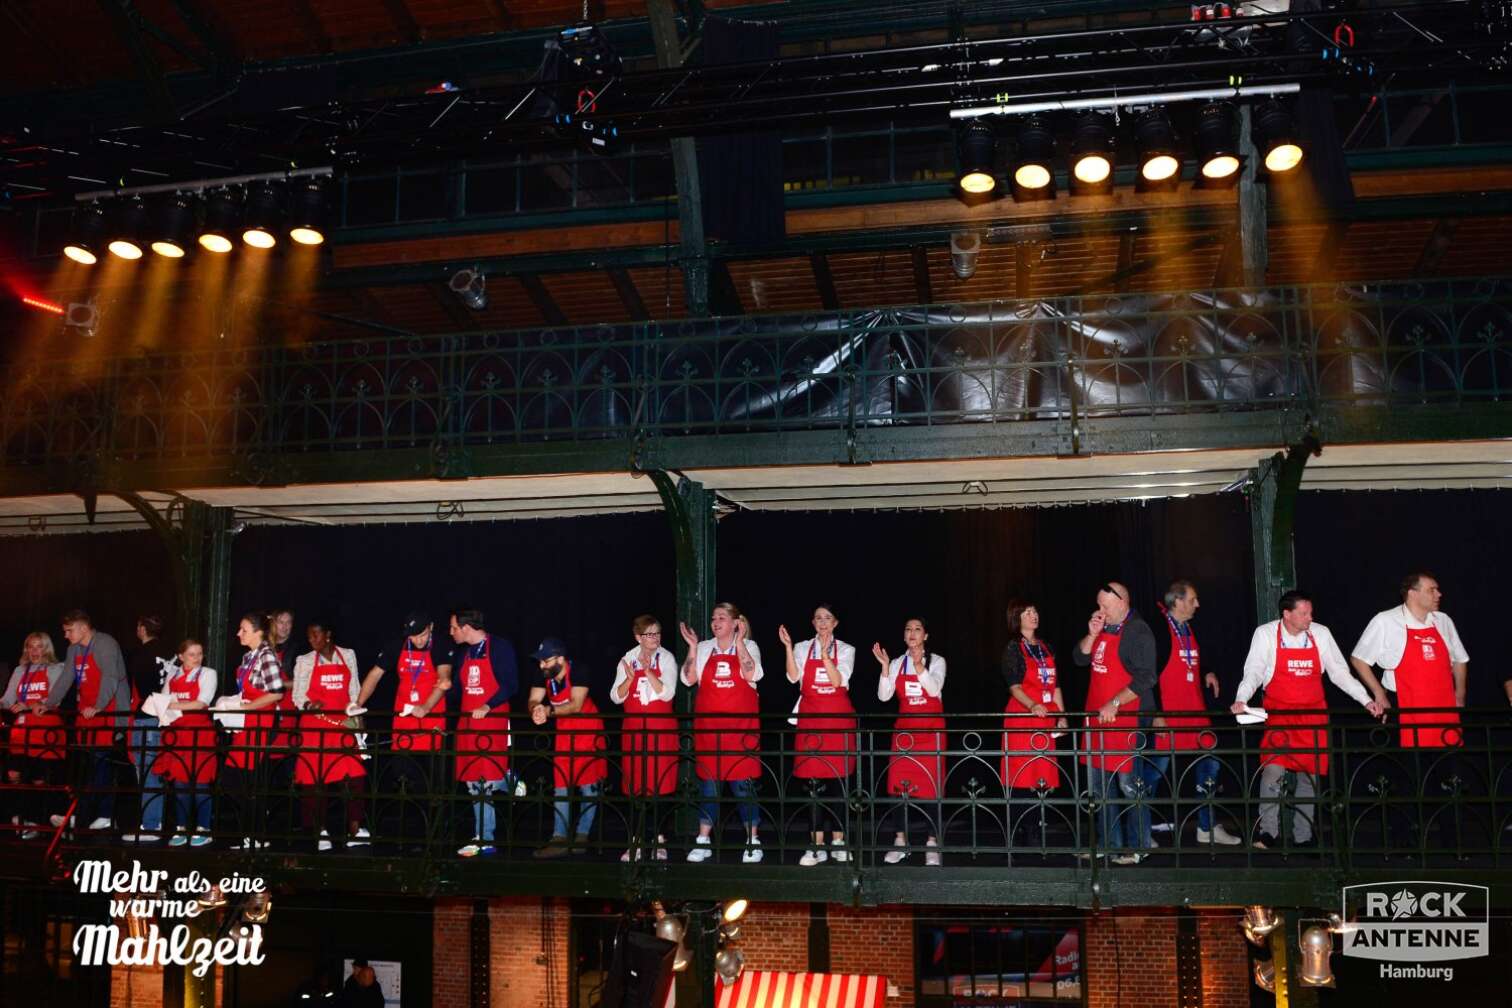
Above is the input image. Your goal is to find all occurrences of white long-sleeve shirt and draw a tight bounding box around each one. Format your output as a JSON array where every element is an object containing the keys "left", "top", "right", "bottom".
[
  {"left": 681, "top": 639, "right": 764, "bottom": 687},
  {"left": 170, "top": 666, "right": 219, "bottom": 706},
  {"left": 877, "top": 652, "right": 946, "bottom": 702},
  {"left": 611, "top": 646, "right": 678, "bottom": 705},
  {"left": 1351, "top": 606, "right": 1469, "bottom": 691},
  {"left": 787, "top": 637, "right": 855, "bottom": 688},
  {"left": 1236, "top": 620, "right": 1373, "bottom": 708},
  {"left": 292, "top": 647, "right": 360, "bottom": 709}
]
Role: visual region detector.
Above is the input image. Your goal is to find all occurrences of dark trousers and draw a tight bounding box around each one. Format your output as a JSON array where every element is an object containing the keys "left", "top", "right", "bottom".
[
  {"left": 376, "top": 750, "right": 441, "bottom": 847},
  {"left": 795, "top": 776, "right": 847, "bottom": 834},
  {"left": 10, "top": 757, "right": 65, "bottom": 824}
]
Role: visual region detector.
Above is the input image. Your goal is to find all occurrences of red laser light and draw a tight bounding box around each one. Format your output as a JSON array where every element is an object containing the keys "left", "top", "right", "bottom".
[{"left": 21, "top": 295, "right": 64, "bottom": 315}]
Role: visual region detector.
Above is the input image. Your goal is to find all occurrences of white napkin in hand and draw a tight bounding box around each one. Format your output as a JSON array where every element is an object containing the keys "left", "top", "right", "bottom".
[
  {"left": 398, "top": 704, "right": 417, "bottom": 718},
  {"left": 345, "top": 704, "right": 366, "bottom": 717},
  {"left": 212, "top": 694, "right": 246, "bottom": 730},
  {"left": 1235, "top": 704, "right": 1268, "bottom": 724},
  {"left": 142, "top": 692, "right": 182, "bottom": 726}
]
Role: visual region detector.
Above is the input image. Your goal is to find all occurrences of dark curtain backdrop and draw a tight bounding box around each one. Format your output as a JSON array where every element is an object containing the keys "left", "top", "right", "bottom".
[{"left": 0, "top": 490, "right": 1500, "bottom": 714}]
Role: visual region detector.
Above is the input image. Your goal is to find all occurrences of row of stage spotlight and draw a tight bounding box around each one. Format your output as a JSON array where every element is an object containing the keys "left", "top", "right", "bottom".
[
  {"left": 955, "top": 100, "right": 1303, "bottom": 199},
  {"left": 62, "top": 179, "right": 329, "bottom": 265}
]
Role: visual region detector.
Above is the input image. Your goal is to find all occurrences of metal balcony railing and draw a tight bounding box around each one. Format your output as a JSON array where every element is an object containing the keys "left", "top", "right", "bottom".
[
  {"left": 5, "top": 278, "right": 1510, "bottom": 472},
  {"left": 3, "top": 707, "right": 1509, "bottom": 873}
]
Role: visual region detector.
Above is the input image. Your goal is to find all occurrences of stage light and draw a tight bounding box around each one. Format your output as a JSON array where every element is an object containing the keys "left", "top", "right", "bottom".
[
  {"left": 449, "top": 268, "right": 487, "bottom": 310},
  {"left": 1256, "top": 100, "right": 1304, "bottom": 173},
  {"left": 21, "top": 295, "right": 64, "bottom": 315},
  {"left": 950, "top": 231, "right": 980, "bottom": 280},
  {"left": 197, "top": 885, "right": 227, "bottom": 910},
  {"left": 150, "top": 193, "right": 195, "bottom": 258},
  {"left": 200, "top": 189, "right": 238, "bottom": 253},
  {"left": 241, "top": 181, "right": 282, "bottom": 249},
  {"left": 1070, "top": 112, "right": 1115, "bottom": 187},
  {"left": 108, "top": 197, "right": 147, "bottom": 260},
  {"left": 1012, "top": 115, "right": 1055, "bottom": 194},
  {"left": 955, "top": 124, "right": 998, "bottom": 195},
  {"left": 243, "top": 892, "right": 272, "bottom": 924},
  {"left": 288, "top": 178, "right": 328, "bottom": 246},
  {"left": 714, "top": 947, "right": 744, "bottom": 984},
  {"left": 1136, "top": 109, "right": 1180, "bottom": 185},
  {"left": 1242, "top": 906, "right": 1279, "bottom": 946},
  {"left": 1196, "top": 102, "right": 1241, "bottom": 181},
  {"left": 63, "top": 204, "right": 106, "bottom": 265},
  {"left": 1297, "top": 925, "right": 1335, "bottom": 987},
  {"left": 1253, "top": 960, "right": 1275, "bottom": 993},
  {"left": 720, "top": 899, "right": 748, "bottom": 925}
]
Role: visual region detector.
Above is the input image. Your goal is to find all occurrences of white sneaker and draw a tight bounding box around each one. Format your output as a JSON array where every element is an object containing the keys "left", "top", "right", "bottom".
[
  {"left": 798, "top": 849, "right": 828, "bottom": 866},
  {"left": 655, "top": 847, "right": 668, "bottom": 861},
  {"left": 830, "top": 839, "right": 850, "bottom": 862},
  {"left": 742, "top": 838, "right": 764, "bottom": 863},
  {"left": 1197, "top": 824, "right": 1243, "bottom": 846},
  {"left": 346, "top": 828, "right": 371, "bottom": 848},
  {"left": 1112, "top": 852, "right": 1147, "bottom": 865},
  {"left": 458, "top": 840, "right": 482, "bottom": 858},
  {"left": 924, "top": 839, "right": 941, "bottom": 867},
  {"left": 48, "top": 814, "right": 72, "bottom": 829},
  {"left": 87, "top": 817, "right": 112, "bottom": 831},
  {"left": 190, "top": 835, "right": 212, "bottom": 848},
  {"left": 169, "top": 829, "right": 188, "bottom": 848},
  {"left": 1150, "top": 821, "right": 1174, "bottom": 833},
  {"left": 20, "top": 823, "right": 40, "bottom": 840},
  {"left": 318, "top": 830, "right": 333, "bottom": 852},
  {"left": 686, "top": 836, "right": 712, "bottom": 862},
  {"left": 123, "top": 833, "right": 160, "bottom": 843},
  {"left": 883, "top": 837, "right": 909, "bottom": 865}
]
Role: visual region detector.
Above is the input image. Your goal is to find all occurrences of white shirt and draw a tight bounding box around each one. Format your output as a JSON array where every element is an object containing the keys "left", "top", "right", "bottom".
[
  {"left": 788, "top": 637, "right": 855, "bottom": 689},
  {"left": 681, "top": 638, "right": 764, "bottom": 687},
  {"left": 877, "top": 653, "right": 946, "bottom": 701},
  {"left": 611, "top": 646, "right": 678, "bottom": 705},
  {"left": 292, "top": 647, "right": 360, "bottom": 709},
  {"left": 171, "top": 666, "right": 219, "bottom": 707},
  {"left": 1351, "top": 606, "right": 1469, "bottom": 690},
  {"left": 1236, "top": 620, "right": 1373, "bottom": 708}
]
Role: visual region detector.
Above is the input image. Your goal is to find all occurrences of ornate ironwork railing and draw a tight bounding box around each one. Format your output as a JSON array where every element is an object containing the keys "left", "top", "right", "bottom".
[
  {"left": 4, "top": 707, "right": 1509, "bottom": 873},
  {"left": 4, "top": 278, "right": 1510, "bottom": 471}
]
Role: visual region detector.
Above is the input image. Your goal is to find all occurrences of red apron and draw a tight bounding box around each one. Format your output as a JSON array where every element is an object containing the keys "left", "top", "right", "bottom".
[
  {"left": 393, "top": 644, "right": 447, "bottom": 753},
  {"left": 693, "top": 645, "right": 760, "bottom": 782},
  {"left": 1004, "top": 639, "right": 1062, "bottom": 789},
  {"left": 1153, "top": 608, "right": 1212, "bottom": 752},
  {"left": 886, "top": 655, "right": 944, "bottom": 799},
  {"left": 225, "top": 653, "right": 279, "bottom": 771},
  {"left": 621, "top": 655, "right": 678, "bottom": 796},
  {"left": 1395, "top": 624, "right": 1460, "bottom": 749},
  {"left": 456, "top": 642, "right": 511, "bottom": 782},
  {"left": 1081, "top": 628, "right": 1141, "bottom": 773},
  {"left": 152, "top": 668, "right": 217, "bottom": 784},
  {"left": 792, "top": 640, "right": 856, "bottom": 779},
  {"left": 548, "top": 662, "right": 608, "bottom": 788},
  {"left": 293, "top": 652, "right": 366, "bottom": 785},
  {"left": 1259, "top": 626, "right": 1328, "bottom": 774},
  {"left": 9, "top": 665, "right": 65, "bottom": 760},
  {"left": 73, "top": 648, "right": 118, "bottom": 748}
]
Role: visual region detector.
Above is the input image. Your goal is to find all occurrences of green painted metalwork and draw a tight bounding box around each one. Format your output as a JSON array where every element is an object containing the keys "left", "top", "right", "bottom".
[
  {"left": 1247, "top": 434, "right": 1321, "bottom": 624},
  {"left": 4, "top": 278, "right": 1511, "bottom": 499}
]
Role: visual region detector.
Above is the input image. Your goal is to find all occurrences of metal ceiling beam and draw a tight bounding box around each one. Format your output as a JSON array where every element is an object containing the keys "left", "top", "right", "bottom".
[
  {"left": 518, "top": 273, "right": 568, "bottom": 326},
  {"left": 1413, "top": 217, "right": 1459, "bottom": 275},
  {"left": 607, "top": 268, "right": 650, "bottom": 321},
  {"left": 648, "top": 0, "right": 708, "bottom": 317},
  {"left": 170, "top": 0, "right": 241, "bottom": 75},
  {"left": 810, "top": 252, "right": 840, "bottom": 310},
  {"left": 911, "top": 245, "right": 933, "bottom": 304}
]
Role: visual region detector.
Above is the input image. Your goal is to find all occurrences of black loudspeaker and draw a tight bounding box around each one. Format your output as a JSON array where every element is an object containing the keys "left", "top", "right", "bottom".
[{"left": 600, "top": 930, "right": 677, "bottom": 1008}]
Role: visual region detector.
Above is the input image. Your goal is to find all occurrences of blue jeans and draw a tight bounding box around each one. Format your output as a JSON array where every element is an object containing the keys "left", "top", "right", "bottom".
[
  {"left": 1087, "top": 765, "right": 1151, "bottom": 851},
  {"left": 78, "top": 750, "right": 116, "bottom": 824},
  {"left": 699, "top": 777, "right": 758, "bottom": 828},
  {"left": 466, "top": 777, "right": 510, "bottom": 841},
  {"left": 1139, "top": 753, "right": 1221, "bottom": 831},
  {"left": 132, "top": 720, "right": 166, "bottom": 832},
  {"left": 176, "top": 784, "right": 211, "bottom": 832},
  {"left": 552, "top": 783, "right": 602, "bottom": 839}
]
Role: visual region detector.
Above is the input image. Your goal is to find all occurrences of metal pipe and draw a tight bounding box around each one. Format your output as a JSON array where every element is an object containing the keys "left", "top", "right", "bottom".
[
  {"left": 73, "top": 165, "right": 333, "bottom": 202},
  {"left": 950, "top": 83, "right": 1302, "bottom": 119}
]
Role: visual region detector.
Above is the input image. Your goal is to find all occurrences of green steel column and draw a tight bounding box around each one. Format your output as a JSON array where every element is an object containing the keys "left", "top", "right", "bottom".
[
  {"left": 648, "top": 473, "right": 716, "bottom": 691},
  {"left": 647, "top": 0, "right": 710, "bottom": 317},
  {"left": 1238, "top": 104, "right": 1269, "bottom": 288},
  {"left": 1248, "top": 434, "right": 1321, "bottom": 624}
]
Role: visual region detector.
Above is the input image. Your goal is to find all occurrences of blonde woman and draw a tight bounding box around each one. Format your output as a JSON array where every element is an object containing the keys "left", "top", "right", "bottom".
[{"left": 4, "top": 633, "right": 71, "bottom": 838}]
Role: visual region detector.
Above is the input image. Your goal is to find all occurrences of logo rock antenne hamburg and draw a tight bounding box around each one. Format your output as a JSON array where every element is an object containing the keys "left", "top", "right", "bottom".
[{"left": 1388, "top": 890, "right": 1419, "bottom": 920}]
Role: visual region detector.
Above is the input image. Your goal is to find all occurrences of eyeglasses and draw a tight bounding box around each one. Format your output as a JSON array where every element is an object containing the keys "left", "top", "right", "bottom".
[
  {"left": 639, "top": 630, "right": 662, "bottom": 637},
  {"left": 1100, "top": 583, "right": 1124, "bottom": 601}
]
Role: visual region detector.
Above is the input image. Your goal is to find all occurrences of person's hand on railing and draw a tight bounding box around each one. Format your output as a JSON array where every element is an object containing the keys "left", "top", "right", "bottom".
[
  {"left": 80, "top": 705, "right": 97, "bottom": 719},
  {"left": 1097, "top": 700, "right": 1120, "bottom": 723},
  {"left": 1030, "top": 702, "right": 1047, "bottom": 718},
  {"left": 1365, "top": 699, "right": 1386, "bottom": 720},
  {"left": 871, "top": 642, "right": 891, "bottom": 670},
  {"left": 7, "top": 702, "right": 23, "bottom": 714},
  {"left": 1204, "top": 671, "right": 1220, "bottom": 697},
  {"left": 1152, "top": 715, "right": 1167, "bottom": 729},
  {"left": 530, "top": 704, "right": 549, "bottom": 725},
  {"left": 471, "top": 704, "right": 491, "bottom": 720}
]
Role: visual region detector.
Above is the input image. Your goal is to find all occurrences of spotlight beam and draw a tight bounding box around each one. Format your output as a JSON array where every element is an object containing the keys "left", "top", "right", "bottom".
[{"left": 951, "top": 82, "right": 1301, "bottom": 120}]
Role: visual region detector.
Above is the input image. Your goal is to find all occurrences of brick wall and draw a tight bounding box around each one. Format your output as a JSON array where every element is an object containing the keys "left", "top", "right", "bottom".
[
  {"left": 434, "top": 898, "right": 472, "bottom": 1008},
  {"left": 1196, "top": 910, "right": 1250, "bottom": 1008},
  {"left": 1085, "top": 910, "right": 1180, "bottom": 1008},
  {"left": 110, "top": 963, "right": 164, "bottom": 1008},
  {"left": 732, "top": 902, "right": 810, "bottom": 973},
  {"left": 490, "top": 897, "right": 571, "bottom": 1008},
  {"left": 829, "top": 907, "right": 914, "bottom": 1008}
]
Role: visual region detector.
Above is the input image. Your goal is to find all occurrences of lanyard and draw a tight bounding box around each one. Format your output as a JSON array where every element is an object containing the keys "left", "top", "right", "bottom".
[
  {"left": 74, "top": 639, "right": 94, "bottom": 676},
  {"left": 1022, "top": 638, "right": 1052, "bottom": 685},
  {"left": 808, "top": 639, "right": 837, "bottom": 663},
  {"left": 1164, "top": 612, "right": 1197, "bottom": 671}
]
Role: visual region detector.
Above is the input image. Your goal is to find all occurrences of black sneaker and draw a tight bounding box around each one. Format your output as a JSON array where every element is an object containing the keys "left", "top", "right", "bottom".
[{"left": 1252, "top": 832, "right": 1279, "bottom": 849}]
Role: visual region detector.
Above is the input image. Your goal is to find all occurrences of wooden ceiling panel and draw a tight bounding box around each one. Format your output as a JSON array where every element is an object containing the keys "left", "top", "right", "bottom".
[
  {"left": 826, "top": 250, "right": 916, "bottom": 308},
  {"left": 726, "top": 258, "right": 819, "bottom": 315},
  {"left": 1266, "top": 223, "right": 1330, "bottom": 286},
  {"left": 1029, "top": 234, "right": 1121, "bottom": 297},
  {"left": 928, "top": 245, "right": 1017, "bottom": 303},
  {"left": 626, "top": 266, "right": 687, "bottom": 320},
  {"left": 540, "top": 271, "right": 631, "bottom": 326},
  {"left": 1331, "top": 219, "right": 1436, "bottom": 282},
  {"left": 1433, "top": 216, "right": 1512, "bottom": 277},
  {"left": 368, "top": 283, "right": 451, "bottom": 332}
]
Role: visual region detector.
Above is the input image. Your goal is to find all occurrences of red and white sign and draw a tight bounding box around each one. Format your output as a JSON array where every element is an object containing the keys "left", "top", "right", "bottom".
[{"left": 716, "top": 971, "right": 887, "bottom": 1008}]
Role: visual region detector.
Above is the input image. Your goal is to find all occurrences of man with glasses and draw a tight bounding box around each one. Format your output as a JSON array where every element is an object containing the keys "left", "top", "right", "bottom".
[{"left": 1073, "top": 582, "right": 1158, "bottom": 864}]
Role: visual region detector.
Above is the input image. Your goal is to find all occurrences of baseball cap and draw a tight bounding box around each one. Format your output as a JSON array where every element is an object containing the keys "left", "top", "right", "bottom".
[
  {"left": 531, "top": 637, "right": 568, "bottom": 660},
  {"left": 403, "top": 611, "right": 432, "bottom": 636}
]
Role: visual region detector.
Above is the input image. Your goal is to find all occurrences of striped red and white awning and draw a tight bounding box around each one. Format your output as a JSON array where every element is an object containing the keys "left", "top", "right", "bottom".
[{"left": 715, "top": 971, "right": 888, "bottom": 1008}]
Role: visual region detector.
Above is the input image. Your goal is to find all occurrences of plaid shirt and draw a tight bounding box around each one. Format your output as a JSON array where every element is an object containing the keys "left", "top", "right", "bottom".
[{"left": 237, "top": 643, "right": 285, "bottom": 695}]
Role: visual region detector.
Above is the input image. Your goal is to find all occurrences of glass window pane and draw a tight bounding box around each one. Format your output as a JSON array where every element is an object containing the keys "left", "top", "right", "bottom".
[
  {"left": 832, "top": 132, "right": 892, "bottom": 187},
  {"left": 465, "top": 165, "right": 519, "bottom": 216},
  {"left": 397, "top": 171, "right": 446, "bottom": 221},
  {"left": 343, "top": 175, "right": 397, "bottom": 227}
]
